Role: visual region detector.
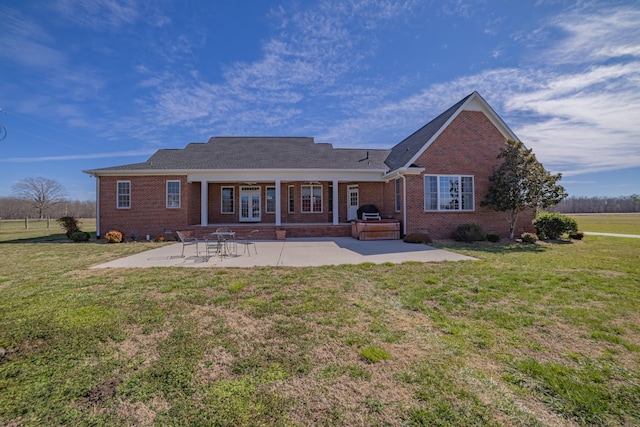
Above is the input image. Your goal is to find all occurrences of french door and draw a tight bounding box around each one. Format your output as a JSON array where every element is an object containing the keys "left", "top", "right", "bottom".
[
  {"left": 347, "top": 185, "right": 359, "bottom": 220},
  {"left": 240, "top": 186, "right": 261, "bottom": 222}
]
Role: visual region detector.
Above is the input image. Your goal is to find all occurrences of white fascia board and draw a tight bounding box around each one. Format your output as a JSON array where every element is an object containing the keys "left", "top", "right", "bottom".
[
  {"left": 382, "top": 166, "right": 425, "bottom": 181},
  {"left": 188, "top": 168, "right": 388, "bottom": 183},
  {"left": 83, "top": 169, "right": 191, "bottom": 177},
  {"left": 84, "top": 168, "right": 387, "bottom": 182}
]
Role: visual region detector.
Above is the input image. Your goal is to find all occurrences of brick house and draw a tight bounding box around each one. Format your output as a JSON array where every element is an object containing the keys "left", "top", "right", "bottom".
[{"left": 84, "top": 91, "right": 534, "bottom": 240}]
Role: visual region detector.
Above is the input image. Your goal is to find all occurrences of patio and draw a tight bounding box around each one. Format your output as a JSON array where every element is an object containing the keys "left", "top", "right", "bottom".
[{"left": 91, "top": 237, "right": 475, "bottom": 268}]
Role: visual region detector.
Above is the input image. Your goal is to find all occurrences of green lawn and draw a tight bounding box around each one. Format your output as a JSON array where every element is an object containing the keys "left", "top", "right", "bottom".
[
  {"left": 1, "top": 220, "right": 639, "bottom": 426},
  {"left": 569, "top": 213, "right": 640, "bottom": 235}
]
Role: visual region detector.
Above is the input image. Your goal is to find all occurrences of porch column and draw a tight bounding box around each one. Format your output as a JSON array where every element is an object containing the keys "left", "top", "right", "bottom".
[
  {"left": 200, "top": 181, "right": 208, "bottom": 226},
  {"left": 275, "top": 179, "right": 282, "bottom": 226},
  {"left": 332, "top": 179, "right": 339, "bottom": 225}
]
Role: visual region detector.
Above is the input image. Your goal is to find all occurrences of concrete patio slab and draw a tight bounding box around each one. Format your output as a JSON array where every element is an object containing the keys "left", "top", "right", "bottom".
[{"left": 91, "top": 237, "right": 475, "bottom": 268}]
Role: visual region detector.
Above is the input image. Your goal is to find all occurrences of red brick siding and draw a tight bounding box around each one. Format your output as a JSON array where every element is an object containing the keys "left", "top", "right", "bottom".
[
  {"left": 380, "top": 179, "right": 402, "bottom": 220},
  {"left": 405, "top": 110, "right": 534, "bottom": 239},
  {"left": 98, "top": 175, "right": 191, "bottom": 239},
  {"left": 187, "top": 182, "right": 201, "bottom": 226},
  {"left": 356, "top": 182, "right": 385, "bottom": 214}
]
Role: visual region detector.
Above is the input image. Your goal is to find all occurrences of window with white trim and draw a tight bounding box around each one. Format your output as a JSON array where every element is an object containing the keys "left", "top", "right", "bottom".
[
  {"left": 266, "top": 186, "right": 276, "bottom": 213},
  {"left": 117, "top": 181, "right": 130, "bottom": 209},
  {"left": 166, "top": 180, "right": 180, "bottom": 208},
  {"left": 288, "top": 186, "right": 295, "bottom": 213},
  {"left": 424, "top": 175, "right": 474, "bottom": 211},
  {"left": 301, "top": 185, "right": 322, "bottom": 213},
  {"left": 395, "top": 178, "right": 401, "bottom": 211},
  {"left": 221, "top": 187, "right": 234, "bottom": 214}
]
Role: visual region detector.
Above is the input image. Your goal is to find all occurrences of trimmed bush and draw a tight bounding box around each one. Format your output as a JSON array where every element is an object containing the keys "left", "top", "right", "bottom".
[
  {"left": 486, "top": 233, "right": 501, "bottom": 243},
  {"left": 533, "top": 212, "right": 578, "bottom": 240},
  {"left": 520, "top": 232, "right": 538, "bottom": 244},
  {"left": 57, "top": 216, "right": 81, "bottom": 238},
  {"left": 569, "top": 230, "right": 584, "bottom": 240},
  {"left": 403, "top": 232, "right": 433, "bottom": 244},
  {"left": 105, "top": 230, "right": 123, "bottom": 243},
  {"left": 452, "top": 223, "right": 485, "bottom": 242},
  {"left": 71, "top": 231, "right": 91, "bottom": 242}
]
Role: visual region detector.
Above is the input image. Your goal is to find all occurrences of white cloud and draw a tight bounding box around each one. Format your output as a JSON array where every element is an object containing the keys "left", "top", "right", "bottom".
[
  {"left": 133, "top": 0, "right": 416, "bottom": 136},
  {"left": 543, "top": 6, "right": 640, "bottom": 64},
  {"left": 52, "top": 0, "right": 139, "bottom": 29},
  {"left": 0, "top": 6, "right": 66, "bottom": 69}
]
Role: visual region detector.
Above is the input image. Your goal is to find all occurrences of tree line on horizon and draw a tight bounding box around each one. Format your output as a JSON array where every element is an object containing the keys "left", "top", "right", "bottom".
[
  {"left": 0, "top": 197, "right": 96, "bottom": 220},
  {"left": 552, "top": 194, "right": 640, "bottom": 214}
]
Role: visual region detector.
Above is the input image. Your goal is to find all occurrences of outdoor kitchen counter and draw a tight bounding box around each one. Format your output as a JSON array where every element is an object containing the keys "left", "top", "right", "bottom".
[{"left": 351, "top": 219, "right": 401, "bottom": 240}]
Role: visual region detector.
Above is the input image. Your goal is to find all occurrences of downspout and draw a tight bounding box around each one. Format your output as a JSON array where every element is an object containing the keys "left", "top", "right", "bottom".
[
  {"left": 95, "top": 176, "right": 100, "bottom": 238},
  {"left": 401, "top": 175, "right": 407, "bottom": 236}
]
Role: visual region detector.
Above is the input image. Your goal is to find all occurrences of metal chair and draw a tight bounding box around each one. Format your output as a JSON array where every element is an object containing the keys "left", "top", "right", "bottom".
[
  {"left": 237, "top": 230, "right": 259, "bottom": 256},
  {"left": 204, "top": 234, "right": 223, "bottom": 257},
  {"left": 176, "top": 230, "right": 199, "bottom": 257}
]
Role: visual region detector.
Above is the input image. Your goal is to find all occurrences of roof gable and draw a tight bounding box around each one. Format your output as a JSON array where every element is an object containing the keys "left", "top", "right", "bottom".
[{"left": 385, "top": 91, "right": 518, "bottom": 172}]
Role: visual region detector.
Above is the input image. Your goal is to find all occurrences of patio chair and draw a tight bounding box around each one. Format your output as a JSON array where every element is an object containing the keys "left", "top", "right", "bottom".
[
  {"left": 176, "top": 230, "right": 199, "bottom": 257},
  {"left": 204, "top": 234, "right": 223, "bottom": 258},
  {"left": 237, "top": 230, "right": 259, "bottom": 256}
]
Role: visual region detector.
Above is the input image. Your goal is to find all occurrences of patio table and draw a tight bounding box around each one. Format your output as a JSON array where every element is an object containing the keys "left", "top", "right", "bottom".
[{"left": 205, "top": 231, "right": 236, "bottom": 257}]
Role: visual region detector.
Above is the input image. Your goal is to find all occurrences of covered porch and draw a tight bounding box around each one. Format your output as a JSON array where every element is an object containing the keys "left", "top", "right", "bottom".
[{"left": 187, "top": 169, "right": 388, "bottom": 237}]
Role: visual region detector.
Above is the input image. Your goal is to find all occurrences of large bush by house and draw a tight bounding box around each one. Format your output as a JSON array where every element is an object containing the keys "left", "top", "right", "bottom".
[
  {"left": 452, "top": 223, "right": 485, "bottom": 242},
  {"left": 533, "top": 212, "right": 578, "bottom": 240}
]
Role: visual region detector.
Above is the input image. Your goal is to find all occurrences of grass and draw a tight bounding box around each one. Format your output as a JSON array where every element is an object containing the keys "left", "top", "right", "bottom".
[
  {"left": 568, "top": 213, "right": 640, "bottom": 235},
  {"left": 1, "top": 218, "right": 639, "bottom": 425}
]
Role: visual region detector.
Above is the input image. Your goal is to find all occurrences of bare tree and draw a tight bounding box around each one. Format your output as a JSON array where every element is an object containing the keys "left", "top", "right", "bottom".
[{"left": 11, "top": 177, "right": 66, "bottom": 219}]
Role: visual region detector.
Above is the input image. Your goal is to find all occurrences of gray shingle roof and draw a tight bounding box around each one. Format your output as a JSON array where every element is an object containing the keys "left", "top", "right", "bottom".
[
  {"left": 384, "top": 93, "right": 473, "bottom": 171},
  {"left": 85, "top": 93, "right": 480, "bottom": 176},
  {"left": 86, "top": 137, "right": 390, "bottom": 173}
]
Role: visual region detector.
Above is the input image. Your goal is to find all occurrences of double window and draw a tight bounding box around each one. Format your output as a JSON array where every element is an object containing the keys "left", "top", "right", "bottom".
[
  {"left": 424, "top": 175, "right": 474, "bottom": 211},
  {"left": 117, "top": 181, "right": 130, "bottom": 209},
  {"left": 301, "top": 185, "right": 322, "bottom": 213},
  {"left": 166, "top": 180, "right": 180, "bottom": 208}
]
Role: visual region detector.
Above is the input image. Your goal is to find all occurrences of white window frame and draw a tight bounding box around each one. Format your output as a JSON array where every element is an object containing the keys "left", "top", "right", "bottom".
[
  {"left": 221, "top": 186, "right": 235, "bottom": 214},
  {"left": 301, "top": 184, "right": 322, "bottom": 213},
  {"left": 166, "top": 180, "right": 181, "bottom": 208},
  {"left": 424, "top": 175, "right": 474, "bottom": 212},
  {"left": 117, "top": 180, "right": 131, "bottom": 209},
  {"left": 266, "top": 186, "right": 276, "bottom": 213}
]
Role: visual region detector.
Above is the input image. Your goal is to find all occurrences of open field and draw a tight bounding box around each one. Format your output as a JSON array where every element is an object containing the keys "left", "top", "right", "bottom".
[
  {"left": 0, "top": 218, "right": 97, "bottom": 243},
  {"left": 569, "top": 213, "right": 640, "bottom": 235},
  {"left": 1, "top": 222, "right": 639, "bottom": 426}
]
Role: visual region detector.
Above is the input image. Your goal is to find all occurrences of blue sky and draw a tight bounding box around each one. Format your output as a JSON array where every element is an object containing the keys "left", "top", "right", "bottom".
[{"left": 1, "top": 0, "right": 639, "bottom": 200}]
